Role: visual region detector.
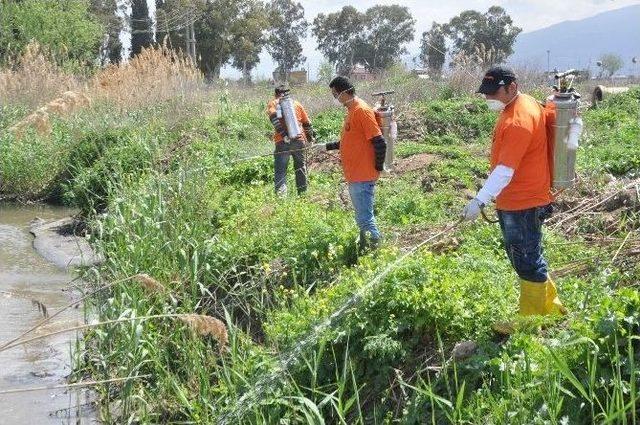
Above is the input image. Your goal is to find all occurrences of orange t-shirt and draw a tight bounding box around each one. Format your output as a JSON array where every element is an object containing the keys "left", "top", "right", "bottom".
[
  {"left": 266, "top": 98, "right": 310, "bottom": 143},
  {"left": 490, "top": 93, "right": 552, "bottom": 211},
  {"left": 339, "top": 98, "right": 382, "bottom": 183}
]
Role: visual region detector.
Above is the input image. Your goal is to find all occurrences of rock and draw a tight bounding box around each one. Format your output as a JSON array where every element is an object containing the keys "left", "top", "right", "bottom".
[
  {"left": 30, "top": 217, "right": 103, "bottom": 270},
  {"left": 451, "top": 340, "right": 478, "bottom": 361},
  {"left": 30, "top": 370, "right": 54, "bottom": 379},
  {"left": 431, "top": 237, "right": 461, "bottom": 254},
  {"left": 600, "top": 189, "right": 638, "bottom": 212},
  {"left": 421, "top": 177, "right": 435, "bottom": 193},
  {"left": 463, "top": 189, "right": 476, "bottom": 200},
  {"left": 464, "top": 103, "right": 479, "bottom": 113}
]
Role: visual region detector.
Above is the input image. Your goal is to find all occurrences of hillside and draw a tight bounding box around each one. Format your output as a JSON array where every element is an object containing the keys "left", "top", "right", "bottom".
[{"left": 510, "top": 4, "right": 640, "bottom": 75}]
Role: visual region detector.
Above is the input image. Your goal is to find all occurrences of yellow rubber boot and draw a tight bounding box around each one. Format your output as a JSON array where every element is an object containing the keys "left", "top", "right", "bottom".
[
  {"left": 494, "top": 278, "right": 567, "bottom": 335},
  {"left": 544, "top": 277, "right": 567, "bottom": 315},
  {"left": 493, "top": 280, "right": 545, "bottom": 334},
  {"left": 519, "top": 280, "right": 547, "bottom": 316}
]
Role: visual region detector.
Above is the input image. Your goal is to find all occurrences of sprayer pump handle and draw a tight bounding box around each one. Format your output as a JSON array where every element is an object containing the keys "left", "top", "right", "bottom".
[{"left": 554, "top": 69, "right": 578, "bottom": 79}]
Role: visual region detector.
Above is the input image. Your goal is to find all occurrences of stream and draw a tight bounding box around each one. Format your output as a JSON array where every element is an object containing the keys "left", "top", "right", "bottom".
[{"left": 0, "top": 204, "right": 92, "bottom": 424}]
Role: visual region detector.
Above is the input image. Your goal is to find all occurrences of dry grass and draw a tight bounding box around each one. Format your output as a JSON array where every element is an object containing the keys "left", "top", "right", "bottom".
[
  {"left": 0, "top": 43, "right": 81, "bottom": 109},
  {"left": 179, "top": 314, "right": 229, "bottom": 346},
  {"left": 1, "top": 313, "right": 229, "bottom": 352},
  {"left": 2, "top": 42, "right": 207, "bottom": 133},
  {"left": 91, "top": 43, "right": 204, "bottom": 110},
  {"left": 133, "top": 273, "right": 167, "bottom": 293},
  {"left": 9, "top": 90, "right": 91, "bottom": 138}
]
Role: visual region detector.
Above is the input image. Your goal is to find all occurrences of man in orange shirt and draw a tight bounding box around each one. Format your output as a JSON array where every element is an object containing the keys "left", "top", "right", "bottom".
[
  {"left": 462, "top": 67, "right": 566, "bottom": 319},
  {"left": 267, "top": 85, "right": 316, "bottom": 195},
  {"left": 316, "top": 76, "right": 386, "bottom": 249}
]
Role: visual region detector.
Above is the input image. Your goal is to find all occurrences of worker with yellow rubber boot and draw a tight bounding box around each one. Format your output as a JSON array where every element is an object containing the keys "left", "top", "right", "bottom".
[{"left": 461, "top": 67, "right": 567, "bottom": 333}]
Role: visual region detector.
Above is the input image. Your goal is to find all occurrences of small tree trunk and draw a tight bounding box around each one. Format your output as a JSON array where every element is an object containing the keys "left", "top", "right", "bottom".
[{"left": 242, "top": 61, "right": 251, "bottom": 84}]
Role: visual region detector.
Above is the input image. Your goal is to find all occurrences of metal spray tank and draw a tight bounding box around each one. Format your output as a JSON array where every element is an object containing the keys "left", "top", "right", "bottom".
[
  {"left": 373, "top": 90, "right": 398, "bottom": 170},
  {"left": 276, "top": 89, "right": 302, "bottom": 141},
  {"left": 548, "top": 69, "right": 583, "bottom": 189}
]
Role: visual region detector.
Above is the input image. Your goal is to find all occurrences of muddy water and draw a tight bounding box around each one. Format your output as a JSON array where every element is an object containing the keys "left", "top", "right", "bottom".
[{"left": 0, "top": 204, "right": 90, "bottom": 424}]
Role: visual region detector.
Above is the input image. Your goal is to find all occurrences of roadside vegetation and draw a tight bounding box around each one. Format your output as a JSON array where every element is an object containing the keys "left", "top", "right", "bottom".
[{"left": 2, "top": 46, "right": 640, "bottom": 424}]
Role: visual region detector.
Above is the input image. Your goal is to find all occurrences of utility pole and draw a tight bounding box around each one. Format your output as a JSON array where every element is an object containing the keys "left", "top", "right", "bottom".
[
  {"left": 189, "top": 19, "right": 196, "bottom": 61},
  {"left": 546, "top": 50, "right": 550, "bottom": 74},
  {"left": 184, "top": 7, "right": 196, "bottom": 63},
  {"left": 184, "top": 21, "right": 189, "bottom": 59}
]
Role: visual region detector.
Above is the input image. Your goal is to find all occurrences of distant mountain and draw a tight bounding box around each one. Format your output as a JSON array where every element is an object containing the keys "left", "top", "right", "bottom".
[{"left": 509, "top": 4, "right": 640, "bottom": 76}]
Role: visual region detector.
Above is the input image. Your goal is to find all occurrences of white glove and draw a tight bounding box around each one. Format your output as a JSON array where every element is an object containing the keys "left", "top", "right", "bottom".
[{"left": 461, "top": 198, "right": 484, "bottom": 221}]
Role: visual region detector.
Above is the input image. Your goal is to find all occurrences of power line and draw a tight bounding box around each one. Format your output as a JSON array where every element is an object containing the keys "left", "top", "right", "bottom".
[{"left": 130, "top": 8, "right": 202, "bottom": 34}]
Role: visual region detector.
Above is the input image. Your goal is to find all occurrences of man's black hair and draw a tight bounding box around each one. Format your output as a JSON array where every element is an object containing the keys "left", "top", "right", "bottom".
[
  {"left": 274, "top": 84, "right": 288, "bottom": 96},
  {"left": 329, "top": 76, "right": 355, "bottom": 95}
]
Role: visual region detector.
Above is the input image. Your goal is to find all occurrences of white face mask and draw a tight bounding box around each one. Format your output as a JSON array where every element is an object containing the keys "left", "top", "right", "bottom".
[
  {"left": 486, "top": 99, "right": 506, "bottom": 112},
  {"left": 333, "top": 89, "right": 353, "bottom": 107}
]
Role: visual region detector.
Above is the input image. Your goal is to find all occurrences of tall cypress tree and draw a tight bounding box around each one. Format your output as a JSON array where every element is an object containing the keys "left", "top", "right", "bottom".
[
  {"left": 130, "top": 0, "right": 153, "bottom": 57},
  {"left": 90, "top": 0, "right": 124, "bottom": 64}
]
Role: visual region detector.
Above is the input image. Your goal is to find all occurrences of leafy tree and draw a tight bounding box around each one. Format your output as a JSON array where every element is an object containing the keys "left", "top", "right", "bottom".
[
  {"left": 230, "top": 0, "right": 269, "bottom": 83},
  {"left": 317, "top": 60, "right": 334, "bottom": 84},
  {"left": 355, "top": 5, "right": 415, "bottom": 72},
  {"left": 157, "top": 0, "right": 240, "bottom": 78},
  {"left": 312, "top": 5, "right": 414, "bottom": 74},
  {"left": 598, "top": 53, "right": 624, "bottom": 77},
  {"left": 130, "top": 0, "right": 154, "bottom": 57},
  {"left": 90, "top": 0, "right": 125, "bottom": 65},
  {"left": 267, "top": 0, "right": 308, "bottom": 80},
  {"left": 445, "top": 6, "right": 521, "bottom": 67},
  {"left": 312, "top": 6, "right": 364, "bottom": 75},
  {"left": 419, "top": 22, "right": 446, "bottom": 78},
  {"left": 0, "top": 0, "right": 103, "bottom": 65}
]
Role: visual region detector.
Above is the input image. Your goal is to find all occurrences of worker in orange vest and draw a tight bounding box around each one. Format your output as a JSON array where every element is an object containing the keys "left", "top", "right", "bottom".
[
  {"left": 266, "top": 85, "right": 315, "bottom": 195},
  {"left": 314, "top": 76, "right": 386, "bottom": 250},
  {"left": 462, "top": 67, "right": 566, "bottom": 326}
]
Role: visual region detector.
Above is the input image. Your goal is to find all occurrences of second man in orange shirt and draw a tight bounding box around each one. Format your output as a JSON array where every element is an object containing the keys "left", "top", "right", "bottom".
[{"left": 317, "top": 76, "right": 387, "bottom": 250}]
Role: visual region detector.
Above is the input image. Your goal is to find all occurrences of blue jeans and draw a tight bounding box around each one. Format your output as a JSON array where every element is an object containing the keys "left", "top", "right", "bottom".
[
  {"left": 348, "top": 181, "right": 381, "bottom": 241},
  {"left": 497, "top": 204, "right": 553, "bottom": 282}
]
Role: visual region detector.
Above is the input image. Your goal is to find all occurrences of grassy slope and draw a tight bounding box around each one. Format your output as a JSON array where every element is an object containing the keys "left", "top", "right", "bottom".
[{"left": 1, "top": 84, "right": 639, "bottom": 424}]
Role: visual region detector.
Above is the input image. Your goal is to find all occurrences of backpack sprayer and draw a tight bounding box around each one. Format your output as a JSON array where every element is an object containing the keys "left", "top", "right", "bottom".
[
  {"left": 373, "top": 91, "right": 398, "bottom": 170},
  {"left": 547, "top": 69, "right": 583, "bottom": 189},
  {"left": 276, "top": 89, "right": 302, "bottom": 142}
]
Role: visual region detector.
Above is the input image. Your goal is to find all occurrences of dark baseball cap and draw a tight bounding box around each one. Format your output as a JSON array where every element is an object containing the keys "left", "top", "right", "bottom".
[{"left": 476, "top": 67, "right": 517, "bottom": 95}]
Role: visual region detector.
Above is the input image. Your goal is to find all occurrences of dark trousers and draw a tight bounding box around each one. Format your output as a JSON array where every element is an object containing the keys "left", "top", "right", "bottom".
[
  {"left": 274, "top": 140, "right": 307, "bottom": 195},
  {"left": 497, "top": 204, "right": 553, "bottom": 282}
]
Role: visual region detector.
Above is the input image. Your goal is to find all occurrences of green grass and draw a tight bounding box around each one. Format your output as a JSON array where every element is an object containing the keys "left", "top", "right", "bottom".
[
  {"left": 579, "top": 87, "right": 640, "bottom": 177},
  {"left": 2, "top": 83, "right": 639, "bottom": 423}
]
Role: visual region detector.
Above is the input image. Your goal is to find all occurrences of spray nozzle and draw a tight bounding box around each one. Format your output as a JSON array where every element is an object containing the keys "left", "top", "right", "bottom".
[
  {"left": 554, "top": 69, "right": 578, "bottom": 79},
  {"left": 372, "top": 90, "right": 395, "bottom": 108},
  {"left": 553, "top": 69, "right": 583, "bottom": 96}
]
